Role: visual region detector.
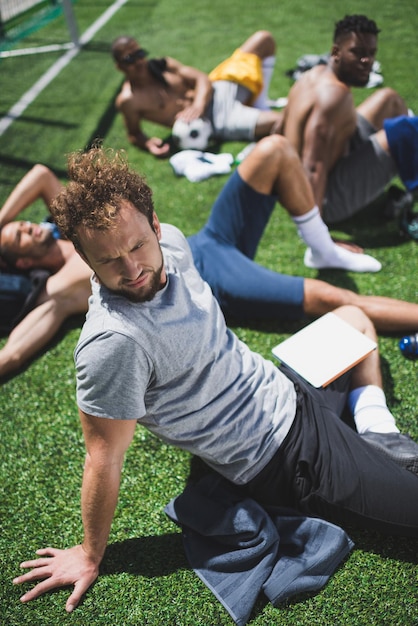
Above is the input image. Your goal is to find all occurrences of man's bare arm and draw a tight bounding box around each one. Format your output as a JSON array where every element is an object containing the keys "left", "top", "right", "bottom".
[
  {"left": 117, "top": 97, "right": 170, "bottom": 157},
  {"left": 0, "top": 253, "right": 91, "bottom": 378},
  {"left": 301, "top": 87, "right": 354, "bottom": 210},
  {"left": 13, "top": 411, "right": 137, "bottom": 612},
  {"left": 169, "top": 58, "right": 213, "bottom": 123},
  {"left": 79, "top": 412, "right": 137, "bottom": 565},
  {"left": 0, "top": 165, "right": 63, "bottom": 228}
]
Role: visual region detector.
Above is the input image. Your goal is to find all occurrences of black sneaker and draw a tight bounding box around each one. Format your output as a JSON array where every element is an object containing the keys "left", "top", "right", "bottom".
[
  {"left": 400, "top": 207, "right": 418, "bottom": 241},
  {"left": 384, "top": 185, "right": 414, "bottom": 220},
  {"left": 360, "top": 432, "right": 418, "bottom": 476}
]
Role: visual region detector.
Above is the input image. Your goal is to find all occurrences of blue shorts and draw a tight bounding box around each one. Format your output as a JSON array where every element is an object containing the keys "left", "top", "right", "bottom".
[{"left": 187, "top": 170, "right": 305, "bottom": 321}]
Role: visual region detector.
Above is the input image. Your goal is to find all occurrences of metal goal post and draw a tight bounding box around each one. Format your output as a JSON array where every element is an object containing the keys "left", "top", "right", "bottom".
[{"left": 0, "top": 0, "right": 79, "bottom": 57}]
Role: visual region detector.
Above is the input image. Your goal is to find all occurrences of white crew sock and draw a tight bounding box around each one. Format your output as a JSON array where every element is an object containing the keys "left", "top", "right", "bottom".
[
  {"left": 348, "top": 385, "right": 400, "bottom": 434},
  {"left": 253, "top": 56, "right": 276, "bottom": 110},
  {"left": 292, "top": 206, "right": 382, "bottom": 273}
]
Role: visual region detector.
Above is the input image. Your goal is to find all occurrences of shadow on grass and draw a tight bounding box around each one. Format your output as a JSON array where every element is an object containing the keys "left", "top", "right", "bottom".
[
  {"left": 84, "top": 81, "right": 122, "bottom": 151},
  {"left": 329, "top": 189, "right": 409, "bottom": 251},
  {"left": 345, "top": 527, "right": 418, "bottom": 564},
  {"left": 101, "top": 532, "right": 188, "bottom": 577},
  {"left": 307, "top": 268, "right": 363, "bottom": 294},
  {"left": 226, "top": 315, "right": 307, "bottom": 338},
  {"left": 0, "top": 152, "right": 68, "bottom": 180},
  {"left": 225, "top": 308, "right": 403, "bottom": 340},
  {"left": 0, "top": 110, "right": 79, "bottom": 129}
]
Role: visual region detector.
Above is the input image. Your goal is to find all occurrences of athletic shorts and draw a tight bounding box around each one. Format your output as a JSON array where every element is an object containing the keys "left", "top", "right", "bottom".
[
  {"left": 247, "top": 366, "right": 418, "bottom": 537},
  {"left": 209, "top": 48, "right": 263, "bottom": 99},
  {"left": 205, "top": 48, "right": 263, "bottom": 140},
  {"left": 322, "top": 114, "right": 398, "bottom": 224},
  {"left": 206, "top": 81, "right": 261, "bottom": 141},
  {"left": 187, "top": 170, "right": 305, "bottom": 321}
]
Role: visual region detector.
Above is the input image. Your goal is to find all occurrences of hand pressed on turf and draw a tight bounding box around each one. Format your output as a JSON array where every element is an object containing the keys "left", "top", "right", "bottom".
[{"left": 13, "top": 544, "right": 99, "bottom": 612}]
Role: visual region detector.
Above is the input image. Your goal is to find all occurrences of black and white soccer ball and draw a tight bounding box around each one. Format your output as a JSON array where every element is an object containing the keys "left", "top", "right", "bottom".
[{"left": 172, "top": 117, "right": 212, "bottom": 151}]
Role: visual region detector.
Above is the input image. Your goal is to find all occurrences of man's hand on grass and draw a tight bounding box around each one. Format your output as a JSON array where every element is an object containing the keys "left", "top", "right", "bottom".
[
  {"left": 146, "top": 137, "right": 171, "bottom": 157},
  {"left": 13, "top": 545, "right": 99, "bottom": 612}
]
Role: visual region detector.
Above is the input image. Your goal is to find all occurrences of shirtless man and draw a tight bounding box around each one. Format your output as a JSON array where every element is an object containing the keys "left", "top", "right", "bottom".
[
  {"left": 111, "top": 30, "right": 283, "bottom": 157},
  {"left": 282, "top": 14, "right": 413, "bottom": 225},
  {"left": 0, "top": 165, "right": 91, "bottom": 377}
]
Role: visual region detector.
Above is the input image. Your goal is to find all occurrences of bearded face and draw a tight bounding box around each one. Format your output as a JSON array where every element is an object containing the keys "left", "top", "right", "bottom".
[
  {"left": 0, "top": 221, "right": 55, "bottom": 262},
  {"left": 77, "top": 202, "right": 167, "bottom": 303},
  {"left": 333, "top": 32, "right": 377, "bottom": 87}
]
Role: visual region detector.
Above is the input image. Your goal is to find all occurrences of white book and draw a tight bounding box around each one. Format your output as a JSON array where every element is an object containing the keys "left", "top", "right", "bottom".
[{"left": 272, "top": 312, "right": 377, "bottom": 388}]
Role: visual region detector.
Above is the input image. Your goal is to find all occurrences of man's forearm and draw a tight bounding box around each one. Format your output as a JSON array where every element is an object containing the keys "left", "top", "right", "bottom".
[
  {"left": 128, "top": 129, "right": 151, "bottom": 151},
  {"left": 80, "top": 453, "right": 122, "bottom": 564},
  {"left": 193, "top": 77, "right": 213, "bottom": 114}
]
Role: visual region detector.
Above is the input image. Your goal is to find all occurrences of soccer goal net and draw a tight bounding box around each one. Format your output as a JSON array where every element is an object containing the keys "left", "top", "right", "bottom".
[
  {"left": 1, "top": 0, "right": 47, "bottom": 22},
  {"left": 0, "top": 0, "right": 79, "bottom": 56}
]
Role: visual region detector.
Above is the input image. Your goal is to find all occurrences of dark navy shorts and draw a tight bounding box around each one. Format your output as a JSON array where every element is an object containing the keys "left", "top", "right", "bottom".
[{"left": 188, "top": 170, "right": 305, "bottom": 321}]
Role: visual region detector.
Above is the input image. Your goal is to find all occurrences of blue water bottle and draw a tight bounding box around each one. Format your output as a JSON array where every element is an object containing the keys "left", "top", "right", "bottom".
[
  {"left": 399, "top": 334, "right": 418, "bottom": 359},
  {"left": 42, "top": 220, "right": 61, "bottom": 239}
]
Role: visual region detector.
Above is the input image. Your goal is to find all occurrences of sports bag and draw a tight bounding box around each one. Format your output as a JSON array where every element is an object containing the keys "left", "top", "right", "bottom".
[
  {"left": 285, "top": 53, "right": 382, "bottom": 87},
  {"left": 285, "top": 53, "right": 330, "bottom": 81},
  {"left": 0, "top": 268, "right": 50, "bottom": 333}
]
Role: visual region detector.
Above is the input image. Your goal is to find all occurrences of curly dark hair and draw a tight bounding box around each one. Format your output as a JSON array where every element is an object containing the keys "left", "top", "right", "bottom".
[
  {"left": 333, "top": 15, "right": 380, "bottom": 43},
  {"left": 51, "top": 146, "right": 154, "bottom": 253}
]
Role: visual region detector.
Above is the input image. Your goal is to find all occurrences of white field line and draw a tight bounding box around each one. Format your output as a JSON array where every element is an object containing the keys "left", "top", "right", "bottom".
[
  {"left": 0, "top": 43, "right": 75, "bottom": 57},
  {"left": 0, "top": 0, "right": 129, "bottom": 137}
]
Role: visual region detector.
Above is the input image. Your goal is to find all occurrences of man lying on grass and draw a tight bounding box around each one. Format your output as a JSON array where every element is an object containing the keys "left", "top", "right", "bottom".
[
  {"left": 0, "top": 164, "right": 91, "bottom": 378},
  {"left": 111, "top": 30, "right": 283, "bottom": 156}
]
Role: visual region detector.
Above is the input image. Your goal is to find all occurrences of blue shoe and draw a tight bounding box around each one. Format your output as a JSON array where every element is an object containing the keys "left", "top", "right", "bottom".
[
  {"left": 360, "top": 432, "right": 418, "bottom": 476},
  {"left": 399, "top": 333, "right": 418, "bottom": 359}
]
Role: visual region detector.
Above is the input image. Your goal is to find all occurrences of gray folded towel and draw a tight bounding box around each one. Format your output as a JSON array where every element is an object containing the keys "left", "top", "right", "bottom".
[{"left": 165, "top": 473, "right": 354, "bottom": 625}]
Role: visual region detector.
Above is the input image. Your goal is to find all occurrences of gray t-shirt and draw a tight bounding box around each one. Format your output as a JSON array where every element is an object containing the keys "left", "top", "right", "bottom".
[{"left": 75, "top": 224, "right": 296, "bottom": 484}]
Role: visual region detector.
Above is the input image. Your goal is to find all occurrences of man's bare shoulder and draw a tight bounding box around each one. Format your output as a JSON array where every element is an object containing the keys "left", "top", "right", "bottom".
[
  {"left": 53, "top": 243, "right": 91, "bottom": 280},
  {"left": 300, "top": 65, "right": 349, "bottom": 93},
  {"left": 163, "top": 55, "right": 190, "bottom": 72},
  {"left": 115, "top": 80, "right": 135, "bottom": 108},
  {"left": 290, "top": 66, "right": 351, "bottom": 112},
  {"left": 115, "top": 80, "right": 151, "bottom": 118}
]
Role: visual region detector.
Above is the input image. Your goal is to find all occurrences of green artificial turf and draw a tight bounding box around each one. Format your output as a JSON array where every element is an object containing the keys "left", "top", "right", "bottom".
[{"left": 0, "top": 1, "right": 417, "bottom": 624}]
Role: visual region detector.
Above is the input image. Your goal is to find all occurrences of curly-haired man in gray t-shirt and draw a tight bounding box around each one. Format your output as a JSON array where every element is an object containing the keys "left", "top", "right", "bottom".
[{"left": 13, "top": 145, "right": 418, "bottom": 614}]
